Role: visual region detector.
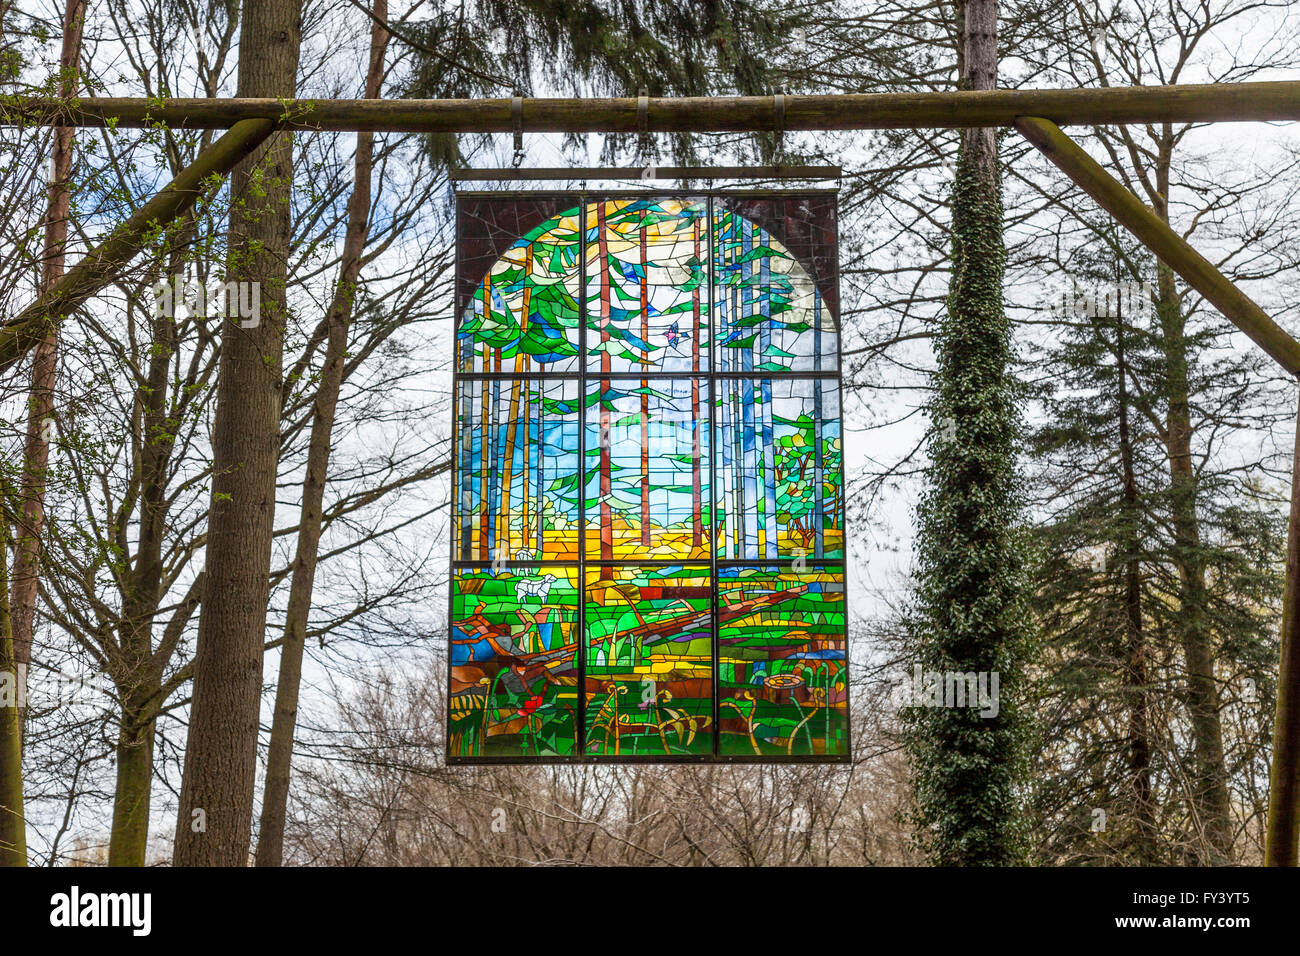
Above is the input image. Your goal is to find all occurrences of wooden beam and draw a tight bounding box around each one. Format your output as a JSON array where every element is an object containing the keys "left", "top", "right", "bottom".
[
  {"left": 1268, "top": 401, "right": 1300, "bottom": 865},
  {"left": 0, "top": 118, "right": 275, "bottom": 372},
  {"left": 4, "top": 80, "right": 1300, "bottom": 133},
  {"left": 449, "top": 165, "right": 841, "bottom": 182},
  {"left": 1016, "top": 115, "right": 1300, "bottom": 377}
]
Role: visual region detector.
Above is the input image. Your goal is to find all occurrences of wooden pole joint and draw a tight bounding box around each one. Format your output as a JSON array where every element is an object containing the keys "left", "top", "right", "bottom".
[
  {"left": 0, "top": 118, "right": 275, "bottom": 371},
  {"left": 1016, "top": 115, "right": 1300, "bottom": 378}
]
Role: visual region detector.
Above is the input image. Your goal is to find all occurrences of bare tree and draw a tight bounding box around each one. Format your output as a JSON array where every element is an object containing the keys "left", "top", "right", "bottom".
[
  {"left": 9, "top": 0, "right": 84, "bottom": 706},
  {"left": 174, "top": 0, "right": 303, "bottom": 866},
  {"left": 257, "top": 0, "right": 391, "bottom": 867}
]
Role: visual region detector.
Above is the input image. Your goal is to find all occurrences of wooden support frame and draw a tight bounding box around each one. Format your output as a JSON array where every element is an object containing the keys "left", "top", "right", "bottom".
[
  {"left": 3, "top": 80, "right": 1299, "bottom": 864},
  {"left": 1017, "top": 115, "right": 1300, "bottom": 866},
  {"left": 0, "top": 117, "right": 276, "bottom": 371},
  {"left": 1272, "top": 417, "right": 1300, "bottom": 865},
  {"left": 448, "top": 164, "right": 841, "bottom": 182}
]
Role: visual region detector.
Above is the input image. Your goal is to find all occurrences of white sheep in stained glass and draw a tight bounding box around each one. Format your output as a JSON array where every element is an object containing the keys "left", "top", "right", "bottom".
[{"left": 514, "top": 573, "right": 558, "bottom": 603}]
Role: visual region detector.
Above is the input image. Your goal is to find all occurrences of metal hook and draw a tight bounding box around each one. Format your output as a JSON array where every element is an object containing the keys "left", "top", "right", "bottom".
[{"left": 511, "top": 92, "right": 524, "bottom": 168}]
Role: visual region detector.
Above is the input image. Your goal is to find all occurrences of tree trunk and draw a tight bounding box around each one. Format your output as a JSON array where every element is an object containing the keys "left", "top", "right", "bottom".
[
  {"left": 690, "top": 218, "right": 702, "bottom": 548},
  {"left": 255, "top": 2, "right": 387, "bottom": 867},
  {"left": 1154, "top": 256, "right": 1234, "bottom": 862},
  {"left": 1114, "top": 310, "right": 1156, "bottom": 857},
  {"left": 173, "top": 0, "right": 301, "bottom": 867},
  {"left": 10, "top": 0, "right": 84, "bottom": 703},
  {"left": 478, "top": 276, "right": 492, "bottom": 559},
  {"left": 498, "top": 244, "right": 533, "bottom": 557},
  {"left": 0, "top": 494, "right": 26, "bottom": 866},
  {"left": 108, "top": 700, "right": 155, "bottom": 866},
  {"left": 640, "top": 223, "right": 650, "bottom": 547},
  {"left": 106, "top": 224, "right": 195, "bottom": 865},
  {"left": 598, "top": 202, "right": 613, "bottom": 561},
  {"left": 1146, "top": 139, "right": 1232, "bottom": 861}
]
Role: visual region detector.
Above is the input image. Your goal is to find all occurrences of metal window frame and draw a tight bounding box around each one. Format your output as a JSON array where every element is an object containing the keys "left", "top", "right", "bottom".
[{"left": 448, "top": 189, "right": 849, "bottom": 765}]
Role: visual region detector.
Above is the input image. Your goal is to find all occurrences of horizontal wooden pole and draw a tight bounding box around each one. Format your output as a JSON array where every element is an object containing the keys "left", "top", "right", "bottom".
[
  {"left": 449, "top": 165, "right": 842, "bottom": 182},
  {"left": 0, "top": 118, "right": 276, "bottom": 372},
  {"left": 4, "top": 81, "right": 1300, "bottom": 133},
  {"left": 1016, "top": 115, "right": 1300, "bottom": 377}
]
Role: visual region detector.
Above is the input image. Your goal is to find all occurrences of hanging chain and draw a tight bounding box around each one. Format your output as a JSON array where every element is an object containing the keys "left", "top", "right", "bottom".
[
  {"left": 511, "top": 91, "right": 525, "bottom": 168},
  {"left": 637, "top": 87, "right": 656, "bottom": 180},
  {"left": 773, "top": 87, "right": 786, "bottom": 168}
]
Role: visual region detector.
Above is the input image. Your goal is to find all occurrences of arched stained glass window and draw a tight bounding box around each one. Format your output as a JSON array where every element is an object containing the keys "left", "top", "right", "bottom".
[{"left": 450, "top": 192, "right": 846, "bottom": 762}]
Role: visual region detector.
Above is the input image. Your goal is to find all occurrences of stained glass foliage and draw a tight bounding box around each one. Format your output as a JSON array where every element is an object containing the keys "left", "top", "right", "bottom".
[
  {"left": 452, "top": 193, "right": 845, "bottom": 762},
  {"left": 586, "top": 198, "right": 710, "bottom": 374},
  {"left": 717, "top": 566, "right": 847, "bottom": 755},
  {"left": 713, "top": 199, "right": 837, "bottom": 373},
  {"left": 585, "top": 565, "right": 713, "bottom": 756},
  {"left": 458, "top": 203, "right": 583, "bottom": 373},
  {"left": 450, "top": 567, "right": 580, "bottom": 757}
]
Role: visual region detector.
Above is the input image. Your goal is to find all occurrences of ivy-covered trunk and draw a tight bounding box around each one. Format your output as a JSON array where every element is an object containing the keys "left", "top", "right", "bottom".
[{"left": 905, "top": 0, "right": 1031, "bottom": 865}]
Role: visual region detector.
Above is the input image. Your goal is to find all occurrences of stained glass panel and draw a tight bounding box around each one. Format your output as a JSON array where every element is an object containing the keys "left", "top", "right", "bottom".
[
  {"left": 713, "top": 200, "right": 838, "bottom": 373},
  {"left": 584, "top": 565, "right": 714, "bottom": 756},
  {"left": 452, "top": 192, "right": 845, "bottom": 762},
  {"left": 715, "top": 377, "right": 843, "bottom": 560},
  {"left": 585, "top": 198, "right": 710, "bottom": 374},
  {"left": 584, "top": 378, "right": 709, "bottom": 561},
  {"left": 450, "top": 567, "right": 581, "bottom": 757},
  {"left": 717, "top": 566, "right": 848, "bottom": 756},
  {"left": 455, "top": 378, "right": 580, "bottom": 562},
  {"left": 457, "top": 202, "right": 584, "bottom": 373}
]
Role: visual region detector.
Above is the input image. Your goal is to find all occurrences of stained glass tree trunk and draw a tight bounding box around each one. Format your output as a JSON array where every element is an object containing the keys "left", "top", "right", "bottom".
[
  {"left": 640, "top": 220, "right": 651, "bottom": 547},
  {"left": 691, "top": 217, "right": 703, "bottom": 548},
  {"left": 598, "top": 201, "right": 614, "bottom": 562}
]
